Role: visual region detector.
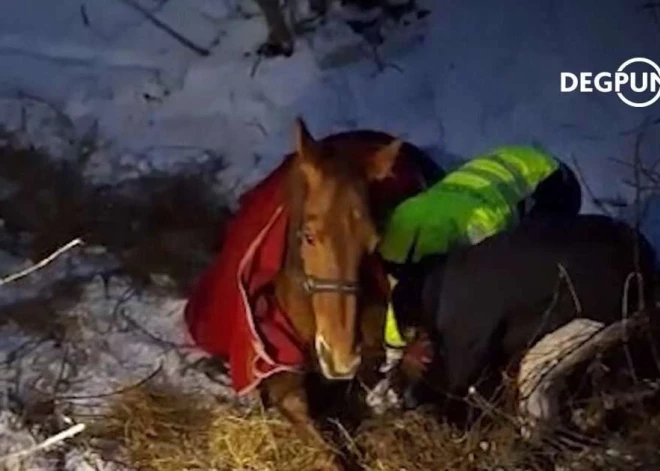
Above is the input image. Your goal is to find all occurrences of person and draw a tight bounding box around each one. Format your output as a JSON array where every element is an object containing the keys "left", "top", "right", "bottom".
[{"left": 376, "top": 144, "right": 583, "bottom": 379}]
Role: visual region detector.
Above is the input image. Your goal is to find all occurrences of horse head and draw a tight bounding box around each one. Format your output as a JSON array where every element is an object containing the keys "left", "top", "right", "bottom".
[{"left": 284, "top": 118, "right": 400, "bottom": 380}]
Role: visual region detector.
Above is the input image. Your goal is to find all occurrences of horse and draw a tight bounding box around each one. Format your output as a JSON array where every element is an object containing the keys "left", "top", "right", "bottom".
[
  {"left": 184, "top": 118, "right": 443, "bottom": 469},
  {"left": 387, "top": 214, "right": 659, "bottom": 437}
]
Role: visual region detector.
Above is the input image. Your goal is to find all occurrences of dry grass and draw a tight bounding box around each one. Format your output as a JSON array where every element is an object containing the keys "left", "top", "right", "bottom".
[
  {"left": 89, "top": 386, "right": 334, "bottom": 471},
  {"left": 87, "top": 384, "right": 534, "bottom": 471},
  {"left": 85, "top": 373, "right": 660, "bottom": 471}
]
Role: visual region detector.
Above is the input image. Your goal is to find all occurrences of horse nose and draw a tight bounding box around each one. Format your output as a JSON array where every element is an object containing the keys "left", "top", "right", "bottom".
[{"left": 315, "top": 335, "right": 361, "bottom": 380}]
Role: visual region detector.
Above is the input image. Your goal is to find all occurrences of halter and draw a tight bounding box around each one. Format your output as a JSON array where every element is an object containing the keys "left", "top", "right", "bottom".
[{"left": 293, "top": 229, "right": 361, "bottom": 296}]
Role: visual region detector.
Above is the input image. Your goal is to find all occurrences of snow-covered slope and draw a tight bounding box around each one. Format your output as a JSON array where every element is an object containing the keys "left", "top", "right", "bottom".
[{"left": 1, "top": 1, "right": 658, "bottom": 202}]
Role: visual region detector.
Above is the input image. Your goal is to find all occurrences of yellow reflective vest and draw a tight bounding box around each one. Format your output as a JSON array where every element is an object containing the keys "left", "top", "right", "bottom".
[
  {"left": 379, "top": 145, "right": 559, "bottom": 265},
  {"left": 380, "top": 145, "right": 559, "bottom": 348}
]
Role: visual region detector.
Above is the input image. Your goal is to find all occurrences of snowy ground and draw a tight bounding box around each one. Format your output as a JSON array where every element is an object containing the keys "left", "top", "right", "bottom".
[
  {"left": 1, "top": 1, "right": 659, "bottom": 200},
  {"left": 0, "top": 245, "right": 234, "bottom": 470},
  {"left": 1, "top": 0, "right": 660, "bottom": 468}
]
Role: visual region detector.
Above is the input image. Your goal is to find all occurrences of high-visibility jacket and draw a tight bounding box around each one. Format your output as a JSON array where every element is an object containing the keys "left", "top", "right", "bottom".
[
  {"left": 380, "top": 145, "right": 559, "bottom": 348},
  {"left": 379, "top": 145, "right": 559, "bottom": 265}
]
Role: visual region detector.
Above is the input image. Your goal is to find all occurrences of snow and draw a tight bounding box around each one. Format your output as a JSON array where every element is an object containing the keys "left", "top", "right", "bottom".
[
  {"left": 2, "top": 1, "right": 657, "bottom": 198},
  {"left": 0, "top": 0, "right": 659, "bottom": 468},
  {"left": 0, "top": 247, "right": 233, "bottom": 470},
  {"left": 0, "top": 248, "right": 232, "bottom": 401}
]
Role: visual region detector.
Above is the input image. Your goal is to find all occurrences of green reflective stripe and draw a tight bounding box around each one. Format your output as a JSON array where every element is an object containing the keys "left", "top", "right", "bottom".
[
  {"left": 491, "top": 146, "right": 560, "bottom": 190},
  {"left": 466, "top": 220, "right": 491, "bottom": 244},
  {"left": 490, "top": 154, "right": 533, "bottom": 198},
  {"left": 378, "top": 146, "right": 561, "bottom": 266},
  {"left": 384, "top": 302, "right": 407, "bottom": 349},
  {"left": 457, "top": 165, "right": 522, "bottom": 222},
  {"left": 434, "top": 182, "right": 496, "bottom": 211}
]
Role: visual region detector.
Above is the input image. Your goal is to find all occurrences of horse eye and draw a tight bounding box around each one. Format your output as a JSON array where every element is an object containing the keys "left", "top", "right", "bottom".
[{"left": 303, "top": 229, "right": 315, "bottom": 245}]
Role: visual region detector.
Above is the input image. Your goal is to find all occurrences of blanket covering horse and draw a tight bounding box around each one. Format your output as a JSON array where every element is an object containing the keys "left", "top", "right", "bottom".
[{"left": 184, "top": 152, "right": 431, "bottom": 394}]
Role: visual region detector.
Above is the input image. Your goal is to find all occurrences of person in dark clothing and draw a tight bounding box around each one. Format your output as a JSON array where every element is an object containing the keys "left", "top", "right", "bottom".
[
  {"left": 378, "top": 146, "right": 583, "bottom": 378},
  {"left": 384, "top": 215, "right": 657, "bottom": 426}
]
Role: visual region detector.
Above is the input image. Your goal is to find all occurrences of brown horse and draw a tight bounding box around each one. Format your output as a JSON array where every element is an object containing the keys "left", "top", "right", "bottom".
[
  {"left": 259, "top": 119, "right": 428, "bottom": 468},
  {"left": 184, "top": 118, "right": 440, "bottom": 469}
]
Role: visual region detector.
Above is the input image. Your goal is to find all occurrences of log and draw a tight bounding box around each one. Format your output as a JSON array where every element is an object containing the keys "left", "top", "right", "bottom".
[{"left": 517, "top": 311, "right": 653, "bottom": 440}]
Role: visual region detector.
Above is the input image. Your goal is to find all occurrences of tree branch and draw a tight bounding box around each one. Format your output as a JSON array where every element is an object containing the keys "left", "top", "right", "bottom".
[
  {"left": 0, "top": 423, "right": 86, "bottom": 465},
  {"left": 0, "top": 238, "right": 83, "bottom": 287},
  {"left": 116, "top": 0, "right": 211, "bottom": 57}
]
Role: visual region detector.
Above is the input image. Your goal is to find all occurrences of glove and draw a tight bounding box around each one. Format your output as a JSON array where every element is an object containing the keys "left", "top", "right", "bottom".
[{"left": 400, "top": 330, "right": 433, "bottom": 380}]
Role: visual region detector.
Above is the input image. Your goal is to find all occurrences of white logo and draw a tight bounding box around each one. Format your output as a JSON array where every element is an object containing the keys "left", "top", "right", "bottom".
[{"left": 560, "top": 57, "right": 660, "bottom": 108}]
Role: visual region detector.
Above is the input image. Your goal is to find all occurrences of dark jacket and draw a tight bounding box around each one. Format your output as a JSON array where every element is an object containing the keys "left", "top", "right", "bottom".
[{"left": 392, "top": 214, "right": 657, "bottom": 398}]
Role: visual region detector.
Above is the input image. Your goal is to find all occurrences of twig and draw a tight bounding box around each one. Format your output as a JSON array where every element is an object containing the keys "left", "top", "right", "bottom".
[
  {"left": 631, "top": 122, "right": 653, "bottom": 305},
  {"left": 115, "top": 0, "right": 211, "bottom": 57},
  {"left": 0, "top": 423, "right": 86, "bottom": 465},
  {"left": 610, "top": 156, "right": 660, "bottom": 185},
  {"left": 118, "top": 306, "right": 197, "bottom": 349},
  {"left": 621, "top": 272, "right": 642, "bottom": 385},
  {"left": 54, "top": 361, "right": 163, "bottom": 400},
  {"left": 250, "top": 53, "right": 264, "bottom": 78},
  {"left": 558, "top": 262, "right": 582, "bottom": 315},
  {"left": 0, "top": 238, "right": 84, "bottom": 287},
  {"left": 626, "top": 120, "right": 660, "bottom": 372},
  {"left": 618, "top": 115, "right": 660, "bottom": 136},
  {"left": 516, "top": 260, "right": 585, "bottom": 375},
  {"left": 80, "top": 5, "right": 90, "bottom": 27},
  {"left": 466, "top": 385, "right": 517, "bottom": 425},
  {"left": 2, "top": 90, "right": 75, "bottom": 136}
]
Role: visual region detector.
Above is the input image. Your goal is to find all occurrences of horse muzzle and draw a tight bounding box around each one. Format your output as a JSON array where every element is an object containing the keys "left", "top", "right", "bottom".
[{"left": 315, "top": 335, "right": 361, "bottom": 380}]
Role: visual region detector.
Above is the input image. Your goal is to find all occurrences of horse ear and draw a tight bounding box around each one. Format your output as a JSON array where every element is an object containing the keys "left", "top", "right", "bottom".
[
  {"left": 294, "top": 117, "right": 322, "bottom": 187},
  {"left": 365, "top": 139, "right": 401, "bottom": 181}
]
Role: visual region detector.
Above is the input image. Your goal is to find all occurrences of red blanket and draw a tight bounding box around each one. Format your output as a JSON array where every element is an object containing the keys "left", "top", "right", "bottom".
[{"left": 184, "top": 152, "right": 430, "bottom": 395}]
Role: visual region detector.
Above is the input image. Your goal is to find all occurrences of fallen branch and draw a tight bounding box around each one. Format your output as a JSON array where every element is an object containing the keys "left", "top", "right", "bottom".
[
  {"left": 55, "top": 360, "right": 163, "bottom": 401},
  {"left": 516, "top": 312, "right": 652, "bottom": 441},
  {"left": 532, "top": 312, "right": 650, "bottom": 395},
  {"left": 0, "top": 238, "right": 84, "bottom": 287},
  {"left": 577, "top": 316, "right": 648, "bottom": 365},
  {"left": 0, "top": 423, "right": 86, "bottom": 465}
]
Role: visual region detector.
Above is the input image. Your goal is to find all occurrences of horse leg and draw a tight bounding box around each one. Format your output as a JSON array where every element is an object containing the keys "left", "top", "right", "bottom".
[{"left": 260, "top": 372, "right": 344, "bottom": 470}]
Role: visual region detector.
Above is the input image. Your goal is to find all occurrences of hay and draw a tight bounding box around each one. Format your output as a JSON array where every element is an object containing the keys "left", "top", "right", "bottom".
[
  {"left": 89, "top": 386, "right": 334, "bottom": 471},
  {"left": 89, "top": 385, "right": 528, "bottom": 471},
  {"left": 87, "top": 380, "right": 660, "bottom": 471},
  {"left": 354, "top": 410, "right": 521, "bottom": 471}
]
